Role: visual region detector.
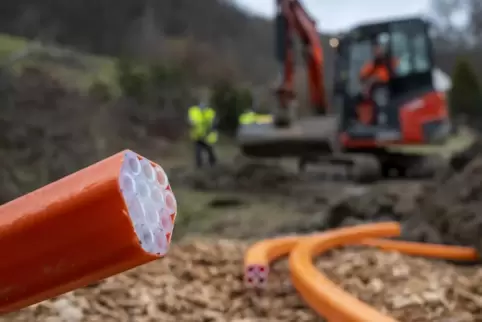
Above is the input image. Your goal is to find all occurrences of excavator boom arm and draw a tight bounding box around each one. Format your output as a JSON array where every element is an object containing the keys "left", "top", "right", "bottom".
[{"left": 275, "top": 0, "right": 327, "bottom": 114}]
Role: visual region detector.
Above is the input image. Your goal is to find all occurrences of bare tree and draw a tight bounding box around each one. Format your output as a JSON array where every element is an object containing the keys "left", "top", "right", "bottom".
[
  {"left": 430, "top": 0, "right": 471, "bottom": 47},
  {"left": 468, "top": 0, "right": 482, "bottom": 45}
]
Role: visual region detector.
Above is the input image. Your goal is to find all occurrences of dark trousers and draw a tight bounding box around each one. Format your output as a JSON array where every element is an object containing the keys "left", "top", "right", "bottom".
[{"left": 194, "top": 140, "right": 217, "bottom": 168}]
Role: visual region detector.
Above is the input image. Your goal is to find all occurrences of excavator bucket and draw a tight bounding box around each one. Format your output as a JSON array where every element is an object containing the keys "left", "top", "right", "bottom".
[{"left": 236, "top": 115, "right": 338, "bottom": 158}]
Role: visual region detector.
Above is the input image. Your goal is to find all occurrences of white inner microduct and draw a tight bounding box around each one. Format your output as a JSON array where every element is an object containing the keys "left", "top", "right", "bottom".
[{"left": 119, "top": 150, "right": 175, "bottom": 256}]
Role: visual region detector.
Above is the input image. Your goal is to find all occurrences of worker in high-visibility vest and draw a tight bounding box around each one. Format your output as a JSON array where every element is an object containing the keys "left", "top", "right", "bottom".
[
  {"left": 188, "top": 102, "right": 218, "bottom": 168},
  {"left": 239, "top": 109, "right": 256, "bottom": 125},
  {"left": 239, "top": 108, "right": 273, "bottom": 125}
]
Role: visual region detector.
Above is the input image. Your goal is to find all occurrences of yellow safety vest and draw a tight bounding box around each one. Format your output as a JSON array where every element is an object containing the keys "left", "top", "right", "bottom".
[
  {"left": 239, "top": 111, "right": 256, "bottom": 125},
  {"left": 239, "top": 111, "right": 273, "bottom": 125},
  {"left": 188, "top": 106, "right": 218, "bottom": 144},
  {"left": 254, "top": 114, "right": 273, "bottom": 124}
]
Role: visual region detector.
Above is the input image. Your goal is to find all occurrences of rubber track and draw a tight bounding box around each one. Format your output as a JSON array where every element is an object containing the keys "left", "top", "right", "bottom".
[{"left": 244, "top": 222, "right": 479, "bottom": 321}]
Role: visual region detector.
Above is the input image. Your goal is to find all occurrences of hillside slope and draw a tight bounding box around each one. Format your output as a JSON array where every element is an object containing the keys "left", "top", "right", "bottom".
[
  {"left": 0, "top": 0, "right": 341, "bottom": 88},
  {"left": 0, "top": 0, "right": 276, "bottom": 84},
  {"left": 3, "top": 0, "right": 481, "bottom": 86}
]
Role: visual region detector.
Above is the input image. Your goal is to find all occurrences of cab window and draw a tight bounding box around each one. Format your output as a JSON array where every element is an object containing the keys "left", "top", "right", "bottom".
[
  {"left": 347, "top": 40, "right": 372, "bottom": 96},
  {"left": 390, "top": 21, "right": 431, "bottom": 77},
  {"left": 413, "top": 33, "right": 430, "bottom": 72},
  {"left": 391, "top": 31, "right": 411, "bottom": 76}
]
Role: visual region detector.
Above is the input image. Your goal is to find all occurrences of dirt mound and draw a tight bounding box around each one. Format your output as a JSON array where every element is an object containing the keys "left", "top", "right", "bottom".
[
  {"left": 2, "top": 240, "right": 480, "bottom": 322},
  {"left": 283, "top": 181, "right": 441, "bottom": 242},
  {"left": 321, "top": 141, "right": 482, "bottom": 250},
  {"left": 328, "top": 183, "right": 424, "bottom": 227},
  {"left": 416, "top": 154, "right": 482, "bottom": 252},
  {"left": 170, "top": 140, "right": 482, "bottom": 250},
  {"left": 448, "top": 136, "right": 482, "bottom": 174}
]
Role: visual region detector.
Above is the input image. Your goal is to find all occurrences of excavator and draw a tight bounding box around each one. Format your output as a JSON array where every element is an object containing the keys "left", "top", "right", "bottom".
[{"left": 236, "top": 0, "right": 469, "bottom": 182}]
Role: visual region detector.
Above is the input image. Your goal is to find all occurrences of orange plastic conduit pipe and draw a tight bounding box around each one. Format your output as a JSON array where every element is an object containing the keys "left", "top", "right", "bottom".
[
  {"left": 244, "top": 236, "right": 301, "bottom": 287},
  {"left": 289, "top": 222, "right": 401, "bottom": 322},
  {"left": 243, "top": 233, "right": 479, "bottom": 290},
  {"left": 0, "top": 150, "right": 177, "bottom": 313},
  {"left": 359, "top": 238, "right": 478, "bottom": 262},
  {"left": 289, "top": 222, "right": 480, "bottom": 321}
]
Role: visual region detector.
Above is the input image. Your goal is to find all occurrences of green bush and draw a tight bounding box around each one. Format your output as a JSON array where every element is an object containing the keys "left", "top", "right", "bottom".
[
  {"left": 150, "top": 64, "right": 184, "bottom": 88},
  {"left": 116, "top": 57, "right": 187, "bottom": 105},
  {"left": 116, "top": 56, "right": 149, "bottom": 102},
  {"left": 148, "top": 63, "right": 187, "bottom": 107},
  {"left": 449, "top": 58, "right": 482, "bottom": 123},
  {"left": 210, "top": 80, "right": 252, "bottom": 136},
  {"left": 88, "top": 80, "right": 112, "bottom": 102}
]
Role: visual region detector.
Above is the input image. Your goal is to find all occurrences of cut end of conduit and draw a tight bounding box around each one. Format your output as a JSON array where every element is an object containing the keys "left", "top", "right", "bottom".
[
  {"left": 119, "top": 150, "right": 177, "bottom": 256},
  {"left": 245, "top": 264, "right": 269, "bottom": 288}
]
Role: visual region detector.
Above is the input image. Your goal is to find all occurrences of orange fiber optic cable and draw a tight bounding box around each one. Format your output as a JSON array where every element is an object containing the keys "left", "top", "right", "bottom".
[
  {"left": 359, "top": 238, "right": 478, "bottom": 262},
  {"left": 0, "top": 150, "right": 177, "bottom": 313},
  {"left": 244, "top": 223, "right": 479, "bottom": 321},
  {"left": 289, "top": 222, "right": 400, "bottom": 322},
  {"left": 244, "top": 236, "right": 301, "bottom": 287}
]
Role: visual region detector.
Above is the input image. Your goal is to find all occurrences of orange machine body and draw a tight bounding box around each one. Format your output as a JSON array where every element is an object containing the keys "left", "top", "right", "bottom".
[
  {"left": 341, "top": 90, "right": 449, "bottom": 148},
  {"left": 398, "top": 91, "right": 448, "bottom": 144}
]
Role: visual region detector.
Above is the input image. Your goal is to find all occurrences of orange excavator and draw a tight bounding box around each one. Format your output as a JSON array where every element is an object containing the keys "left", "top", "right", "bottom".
[{"left": 236, "top": 0, "right": 463, "bottom": 181}]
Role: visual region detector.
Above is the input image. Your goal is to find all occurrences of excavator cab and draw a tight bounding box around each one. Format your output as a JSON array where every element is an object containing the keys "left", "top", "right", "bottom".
[
  {"left": 335, "top": 18, "right": 451, "bottom": 148},
  {"left": 236, "top": 1, "right": 459, "bottom": 181}
]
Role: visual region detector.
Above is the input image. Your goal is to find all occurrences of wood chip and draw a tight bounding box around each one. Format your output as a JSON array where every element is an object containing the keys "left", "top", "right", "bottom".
[{"left": 1, "top": 240, "right": 480, "bottom": 322}]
